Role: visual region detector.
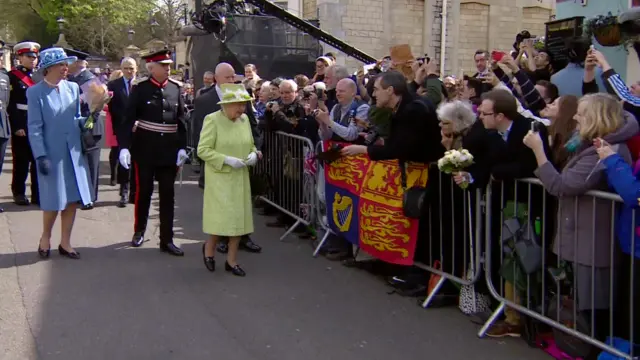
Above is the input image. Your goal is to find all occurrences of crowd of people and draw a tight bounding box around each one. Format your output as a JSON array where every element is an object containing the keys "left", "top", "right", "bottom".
[
  {"left": 185, "top": 34, "right": 640, "bottom": 358},
  {"left": 2, "top": 28, "right": 640, "bottom": 359}
]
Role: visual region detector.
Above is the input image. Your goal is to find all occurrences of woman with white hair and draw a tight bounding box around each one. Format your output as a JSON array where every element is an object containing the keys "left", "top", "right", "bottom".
[{"left": 437, "top": 100, "right": 476, "bottom": 150}]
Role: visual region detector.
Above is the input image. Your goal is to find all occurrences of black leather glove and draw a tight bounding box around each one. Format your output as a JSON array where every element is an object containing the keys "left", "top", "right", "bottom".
[{"left": 37, "top": 156, "right": 51, "bottom": 175}]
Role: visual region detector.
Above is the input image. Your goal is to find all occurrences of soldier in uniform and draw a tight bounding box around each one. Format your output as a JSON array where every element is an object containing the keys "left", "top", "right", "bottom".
[
  {"left": 117, "top": 49, "right": 188, "bottom": 256},
  {"left": 7, "top": 41, "right": 40, "bottom": 206},
  {"left": 66, "top": 49, "right": 104, "bottom": 210},
  {"left": 0, "top": 40, "right": 10, "bottom": 213}
]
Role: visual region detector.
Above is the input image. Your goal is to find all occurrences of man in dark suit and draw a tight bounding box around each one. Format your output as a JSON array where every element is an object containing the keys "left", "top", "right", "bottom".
[
  {"left": 192, "top": 62, "right": 263, "bottom": 254},
  {"left": 108, "top": 57, "right": 138, "bottom": 207},
  {"left": 471, "top": 89, "right": 549, "bottom": 338}
]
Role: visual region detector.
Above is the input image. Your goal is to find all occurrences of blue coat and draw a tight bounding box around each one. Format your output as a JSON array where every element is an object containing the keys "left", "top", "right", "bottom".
[
  {"left": 27, "top": 80, "right": 92, "bottom": 211},
  {"left": 603, "top": 153, "right": 640, "bottom": 259}
]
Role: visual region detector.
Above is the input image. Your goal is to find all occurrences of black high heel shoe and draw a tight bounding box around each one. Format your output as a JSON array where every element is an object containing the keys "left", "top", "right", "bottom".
[
  {"left": 225, "top": 262, "right": 246, "bottom": 277},
  {"left": 202, "top": 243, "right": 215, "bottom": 272},
  {"left": 37, "top": 241, "right": 50, "bottom": 259},
  {"left": 58, "top": 245, "right": 80, "bottom": 260}
]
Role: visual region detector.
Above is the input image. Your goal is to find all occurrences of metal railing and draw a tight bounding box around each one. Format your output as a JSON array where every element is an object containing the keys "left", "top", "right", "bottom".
[
  {"left": 252, "top": 139, "right": 639, "bottom": 359},
  {"left": 478, "top": 178, "right": 637, "bottom": 360},
  {"left": 253, "top": 130, "right": 316, "bottom": 240}
]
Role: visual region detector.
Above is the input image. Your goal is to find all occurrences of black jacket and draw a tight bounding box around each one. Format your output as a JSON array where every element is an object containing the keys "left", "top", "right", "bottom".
[{"left": 367, "top": 95, "right": 444, "bottom": 163}]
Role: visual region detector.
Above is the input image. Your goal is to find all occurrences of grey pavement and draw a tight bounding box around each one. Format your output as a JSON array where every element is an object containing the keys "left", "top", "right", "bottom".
[{"left": 0, "top": 149, "right": 547, "bottom": 360}]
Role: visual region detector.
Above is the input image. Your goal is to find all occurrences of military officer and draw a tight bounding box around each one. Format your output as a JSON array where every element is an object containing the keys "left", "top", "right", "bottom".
[
  {"left": 117, "top": 49, "right": 188, "bottom": 256},
  {"left": 0, "top": 41, "right": 10, "bottom": 213},
  {"left": 7, "top": 41, "right": 40, "bottom": 206},
  {"left": 66, "top": 48, "right": 104, "bottom": 210}
]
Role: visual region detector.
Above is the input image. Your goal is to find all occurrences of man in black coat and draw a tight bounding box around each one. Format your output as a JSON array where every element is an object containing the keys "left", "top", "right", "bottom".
[
  {"left": 107, "top": 56, "right": 138, "bottom": 207},
  {"left": 192, "top": 62, "right": 263, "bottom": 254}
]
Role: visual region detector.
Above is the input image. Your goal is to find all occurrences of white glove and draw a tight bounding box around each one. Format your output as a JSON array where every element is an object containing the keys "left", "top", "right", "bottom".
[
  {"left": 245, "top": 152, "right": 258, "bottom": 166},
  {"left": 176, "top": 149, "right": 189, "bottom": 166},
  {"left": 224, "top": 156, "right": 246, "bottom": 169},
  {"left": 119, "top": 149, "right": 131, "bottom": 169}
]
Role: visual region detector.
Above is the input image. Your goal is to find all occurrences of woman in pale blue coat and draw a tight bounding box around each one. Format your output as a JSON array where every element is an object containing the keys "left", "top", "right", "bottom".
[{"left": 27, "top": 48, "right": 92, "bottom": 260}]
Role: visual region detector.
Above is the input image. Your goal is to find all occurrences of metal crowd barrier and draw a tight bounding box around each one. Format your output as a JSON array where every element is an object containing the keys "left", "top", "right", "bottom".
[
  {"left": 312, "top": 141, "right": 335, "bottom": 257},
  {"left": 479, "top": 178, "right": 637, "bottom": 360},
  {"left": 254, "top": 130, "right": 316, "bottom": 241},
  {"left": 414, "top": 167, "right": 485, "bottom": 309}
]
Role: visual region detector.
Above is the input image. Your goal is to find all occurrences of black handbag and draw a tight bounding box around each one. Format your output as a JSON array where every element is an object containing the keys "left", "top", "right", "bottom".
[{"left": 400, "top": 160, "right": 427, "bottom": 219}]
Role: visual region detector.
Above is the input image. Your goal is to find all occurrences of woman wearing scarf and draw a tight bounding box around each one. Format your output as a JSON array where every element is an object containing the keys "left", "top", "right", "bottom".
[
  {"left": 197, "top": 84, "right": 260, "bottom": 277},
  {"left": 27, "top": 48, "right": 93, "bottom": 260}
]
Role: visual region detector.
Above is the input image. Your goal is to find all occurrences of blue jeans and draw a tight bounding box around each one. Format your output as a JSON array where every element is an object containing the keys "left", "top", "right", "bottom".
[{"left": 0, "top": 137, "right": 7, "bottom": 173}]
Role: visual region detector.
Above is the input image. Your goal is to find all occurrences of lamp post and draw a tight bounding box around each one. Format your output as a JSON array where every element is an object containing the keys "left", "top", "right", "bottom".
[
  {"left": 150, "top": 18, "right": 159, "bottom": 36},
  {"left": 128, "top": 28, "right": 135, "bottom": 43},
  {"left": 54, "top": 16, "right": 69, "bottom": 47},
  {"left": 124, "top": 28, "right": 140, "bottom": 60}
]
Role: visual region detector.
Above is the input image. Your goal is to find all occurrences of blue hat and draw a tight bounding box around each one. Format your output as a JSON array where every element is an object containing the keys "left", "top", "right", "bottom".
[{"left": 39, "top": 47, "right": 77, "bottom": 69}]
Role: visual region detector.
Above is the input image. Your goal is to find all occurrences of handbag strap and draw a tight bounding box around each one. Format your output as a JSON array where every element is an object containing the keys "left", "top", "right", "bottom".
[{"left": 399, "top": 160, "right": 407, "bottom": 189}]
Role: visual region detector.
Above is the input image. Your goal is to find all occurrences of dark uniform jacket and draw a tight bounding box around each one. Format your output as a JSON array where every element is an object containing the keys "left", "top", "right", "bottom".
[
  {"left": 7, "top": 65, "right": 34, "bottom": 135},
  {"left": 118, "top": 77, "right": 187, "bottom": 167}
]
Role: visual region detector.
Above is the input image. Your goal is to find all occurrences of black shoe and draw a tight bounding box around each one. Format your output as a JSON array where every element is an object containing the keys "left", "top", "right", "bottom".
[
  {"left": 202, "top": 243, "right": 215, "bottom": 272},
  {"left": 225, "top": 262, "right": 246, "bottom": 277},
  {"left": 128, "top": 195, "right": 136, "bottom": 205},
  {"left": 81, "top": 203, "right": 94, "bottom": 211},
  {"left": 37, "top": 243, "right": 50, "bottom": 259},
  {"left": 240, "top": 236, "right": 262, "bottom": 253},
  {"left": 110, "top": 178, "right": 117, "bottom": 186},
  {"left": 13, "top": 195, "right": 29, "bottom": 206},
  {"left": 117, "top": 195, "right": 127, "bottom": 208},
  {"left": 58, "top": 245, "right": 80, "bottom": 259},
  {"left": 216, "top": 243, "right": 229, "bottom": 254},
  {"left": 160, "top": 243, "right": 184, "bottom": 256},
  {"left": 31, "top": 198, "right": 39, "bottom": 206},
  {"left": 0, "top": 207, "right": 4, "bottom": 213},
  {"left": 131, "top": 232, "right": 144, "bottom": 247}
]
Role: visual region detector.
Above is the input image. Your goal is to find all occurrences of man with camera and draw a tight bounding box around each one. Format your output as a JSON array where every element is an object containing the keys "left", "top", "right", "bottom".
[{"left": 317, "top": 78, "right": 370, "bottom": 144}]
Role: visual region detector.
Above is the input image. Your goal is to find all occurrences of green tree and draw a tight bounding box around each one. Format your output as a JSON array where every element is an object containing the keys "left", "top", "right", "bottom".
[{"left": 0, "top": 0, "right": 153, "bottom": 57}]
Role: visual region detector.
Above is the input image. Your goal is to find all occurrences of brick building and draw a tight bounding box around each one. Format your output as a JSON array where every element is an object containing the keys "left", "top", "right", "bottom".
[{"left": 301, "top": 0, "right": 555, "bottom": 76}]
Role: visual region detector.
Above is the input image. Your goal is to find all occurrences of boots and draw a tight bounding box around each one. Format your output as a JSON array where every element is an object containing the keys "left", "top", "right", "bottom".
[{"left": 117, "top": 184, "right": 129, "bottom": 208}]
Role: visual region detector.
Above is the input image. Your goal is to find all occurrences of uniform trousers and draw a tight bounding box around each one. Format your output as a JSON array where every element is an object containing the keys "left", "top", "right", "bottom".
[
  {"left": 10, "top": 135, "right": 38, "bottom": 200},
  {"left": 129, "top": 161, "right": 137, "bottom": 200},
  {"left": 133, "top": 161, "right": 177, "bottom": 244}
]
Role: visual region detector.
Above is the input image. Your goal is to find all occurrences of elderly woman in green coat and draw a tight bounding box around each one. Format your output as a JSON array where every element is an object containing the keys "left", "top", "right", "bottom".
[{"left": 197, "top": 84, "right": 259, "bottom": 277}]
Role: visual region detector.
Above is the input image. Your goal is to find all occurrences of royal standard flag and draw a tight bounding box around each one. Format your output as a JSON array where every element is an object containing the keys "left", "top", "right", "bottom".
[{"left": 323, "top": 141, "right": 429, "bottom": 265}]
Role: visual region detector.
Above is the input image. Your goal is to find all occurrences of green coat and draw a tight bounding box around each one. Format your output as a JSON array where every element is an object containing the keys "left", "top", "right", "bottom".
[{"left": 197, "top": 110, "right": 256, "bottom": 236}]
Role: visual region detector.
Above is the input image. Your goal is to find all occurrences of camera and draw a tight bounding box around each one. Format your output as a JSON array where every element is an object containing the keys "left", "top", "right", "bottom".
[
  {"left": 267, "top": 101, "right": 278, "bottom": 108},
  {"left": 363, "top": 130, "right": 381, "bottom": 145},
  {"left": 531, "top": 120, "right": 546, "bottom": 133}
]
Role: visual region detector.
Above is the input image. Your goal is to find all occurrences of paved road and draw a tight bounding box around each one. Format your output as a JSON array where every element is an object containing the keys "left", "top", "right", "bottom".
[{"left": 0, "top": 149, "right": 547, "bottom": 360}]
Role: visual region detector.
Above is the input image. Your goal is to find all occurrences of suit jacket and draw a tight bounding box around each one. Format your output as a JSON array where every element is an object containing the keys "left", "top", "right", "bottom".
[
  {"left": 192, "top": 86, "right": 262, "bottom": 150},
  {"left": 107, "top": 77, "right": 132, "bottom": 137}
]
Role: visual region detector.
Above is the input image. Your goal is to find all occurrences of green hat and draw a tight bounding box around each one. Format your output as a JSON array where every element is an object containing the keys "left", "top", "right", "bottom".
[{"left": 217, "top": 83, "right": 252, "bottom": 105}]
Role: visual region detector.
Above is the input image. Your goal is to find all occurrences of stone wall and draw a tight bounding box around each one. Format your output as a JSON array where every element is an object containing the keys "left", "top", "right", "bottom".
[{"left": 296, "top": 0, "right": 554, "bottom": 75}]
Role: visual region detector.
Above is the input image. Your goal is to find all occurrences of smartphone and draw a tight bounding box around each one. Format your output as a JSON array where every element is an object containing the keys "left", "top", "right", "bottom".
[{"left": 491, "top": 51, "right": 506, "bottom": 62}]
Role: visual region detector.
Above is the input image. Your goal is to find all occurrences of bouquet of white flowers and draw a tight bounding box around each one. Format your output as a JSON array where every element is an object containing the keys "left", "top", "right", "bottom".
[
  {"left": 83, "top": 80, "right": 112, "bottom": 130},
  {"left": 437, "top": 149, "right": 474, "bottom": 189}
]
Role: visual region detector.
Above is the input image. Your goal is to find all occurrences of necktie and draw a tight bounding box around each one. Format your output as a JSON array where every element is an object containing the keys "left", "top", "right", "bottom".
[{"left": 126, "top": 79, "right": 131, "bottom": 96}]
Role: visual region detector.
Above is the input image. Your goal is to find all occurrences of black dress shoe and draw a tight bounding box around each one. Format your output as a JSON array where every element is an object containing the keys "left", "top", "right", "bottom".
[
  {"left": 117, "top": 196, "right": 127, "bottom": 208},
  {"left": 37, "top": 246, "right": 50, "bottom": 259},
  {"left": 110, "top": 178, "right": 117, "bottom": 186},
  {"left": 160, "top": 243, "right": 184, "bottom": 256},
  {"left": 202, "top": 243, "right": 215, "bottom": 272},
  {"left": 58, "top": 245, "right": 80, "bottom": 259},
  {"left": 131, "top": 232, "right": 145, "bottom": 247},
  {"left": 240, "top": 237, "right": 262, "bottom": 253},
  {"left": 13, "top": 195, "right": 29, "bottom": 206},
  {"left": 225, "top": 262, "right": 246, "bottom": 277},
  {"left": 81, "top": 203, "right": 94, "bottom": 211},
  {"left": 216, "top": 243, "right": 229, "bottom": 254},
  {"left": 0, "top": 207, "right": 4, "bottom": 213},
  {"left": 31, "top": 199, "right": 40, "bottom": 206}
]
